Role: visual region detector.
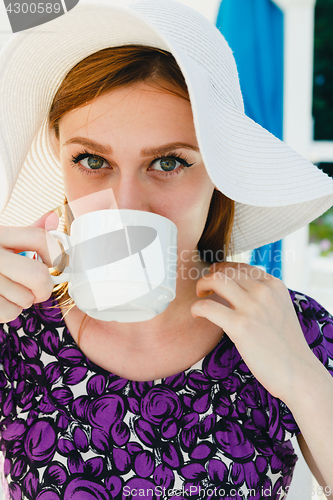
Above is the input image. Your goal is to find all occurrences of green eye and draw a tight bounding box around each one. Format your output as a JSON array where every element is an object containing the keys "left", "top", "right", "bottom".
[
  {"left": 159, "top": 158, "right": 177, "bottom": 171},
  {"left": 71, "top": 152, "right": 109, "bottom": 171},
  {"left": 87, "top": 156, "right": 104, "bottom": 169},
  {"left": 150, "top": 155, "right": 194, "bottom": 176}
]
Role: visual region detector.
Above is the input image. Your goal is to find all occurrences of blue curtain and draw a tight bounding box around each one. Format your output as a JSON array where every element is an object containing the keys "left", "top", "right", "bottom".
[{"left": 217, "top": 0, "right": 284, "bottom": 278}]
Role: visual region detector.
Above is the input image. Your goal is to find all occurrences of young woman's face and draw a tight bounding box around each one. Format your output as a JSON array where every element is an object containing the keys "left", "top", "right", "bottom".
[{"left": 57, "top": 82, "right": 215, "bottom": 263}]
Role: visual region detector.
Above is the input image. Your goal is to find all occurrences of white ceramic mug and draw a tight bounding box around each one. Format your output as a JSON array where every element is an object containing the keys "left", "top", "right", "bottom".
[{"left": 49, "top": 209, "right": 178, "bottom": 322}]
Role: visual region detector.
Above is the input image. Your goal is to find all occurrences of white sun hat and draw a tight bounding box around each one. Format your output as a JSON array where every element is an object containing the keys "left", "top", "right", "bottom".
[{"left": 0, "top": 0, "right": 332, "bottom": 255}]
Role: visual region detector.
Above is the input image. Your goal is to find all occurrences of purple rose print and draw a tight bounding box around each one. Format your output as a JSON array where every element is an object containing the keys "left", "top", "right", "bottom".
[
  {"left": 20, "top": 338, "right": 39, "bottom": 359},
  {"left": 127, "top": 442, "right": 143, "bottom": 455},
  {"left": 182, "top": 412, "right": 199, "bottom": 430},
  {"left": 111, "top": 419, "right": 130, "bottom": 446},
  {"left": 134, "top": 419, "right": 157, "bottom": 447},
  {"left": 58, "top": 438, "right": 75, "bottom": 455},
  {"left": 208, "top": 459, "right": 228, "bottom": 483},
  {"left": 113, "top": 447, "right": 131, "bottom": 473},
  {"left": 323, "top": 320, "right": 333, "bottom": 349},
  {"left": 86, "top": 457, "right": 105, "bottom": 478},
  {"left": 34, "top": 296, "right": 63, "bottom": 324},
  {"left": 71, "top": 396, "right": 90, "bottom": 422},
  {"left": 58, "top": 346, "right": 85, "bottom": 366},
  {"left": 44, "top": 463, "right": 67, "bottom": 486},
  {"left": 134, "top": 451, "right": 155, "bottom": 477},
  {"left": 73, "top": 426, "right": 89, "bottom": 452},
  {"left": 190, "top": 441, "right": 214, "bottom": 461},
  {"left": 203, "top": 339, "right": 241, "bottom": 380},
  {"left": 24, "top": 420, "right": 56, "bottom": 463},
  {"left": 123, "top": 478, "right": 157, "bottom": 500},
  {"left": 252, "top": 408, "right": 268, "bottom": 431},
  {"left": 36, "top": 491, "right": 61, "bottom": 500},
  {"left": 24, "top": 315, "right": 39, "bottom": 335},
  {"left": 215, "top": 421, "right": 255, "bottom": 460},
  {"left": 105, "top": 476, "right": 122, "bottom": 498},
  {"left": 181, "top": 462, "right": 206, "bottom": 481},
  {"left": 91, "top": 428, "right": 110, "bottom": 453},
  {"left": 153, "top": 464, "right": 174, "bottom": 490},
  {"left": 40, "top": 329, "right": 60, "bottom": 355},
  {"left": 199, "top": 414, "right": 216, "bottom": 437},
  {"left": 23, "top": 470, "right": 39, "bottom": 498},
  {"left": 9, "top": 482, "right": 22, "bottom": 500},
  {"left": 132, "top": 382, "right": 154, "bottom": 398},
  {"left": 108, "top": 376, "right": 128, "bottom": 392},
  {"left": 161, "top": 418, "right": 178, "bottom": 439},
  {"left": 2, "top": 420, "right": 26, "bottom": 441},
  {"left": 68, "top": 450, "right": 85, "bottom": 474},
  {"left": 214, "top": 394, "right": 232, "bottom": 417},
  {"left": 7, "top": 315, "right": 23, "bottom": 330},
  {"left": 11, "top": 458, "right": 27, "bottom": 479},
  {"left": 164, "top": 372, "right": 186, "bottom": 390},
  {"left": 87, "top": 375, "right": 107, "bottom": 397},
  {"left": 188, "top": 371, "right": 211, "bottom": 391},
  {"left": 161, "top": 443, "right": 182, "bottom": 468},
  {"left": 192, "top": 392, "right": 210, "bottom": 414},
  {"left": 88, "top": 395, "right": 125, "bottom": 432},
  {"left": 44, "top": 362, "right": 63, "bottom": 385},
  {"left": 64, "top": 478, "right": 110, "bottom": 500},
  {"left": 180, "top": 426, "right": 198, "bottom": 452},
  {"left": 0, "top": 292, "right": 330, "bottom": 498},
  {"left": 63, "top": 366, "right": 88, "bottom": 386},
  {"left": 141, "top": 387, "right": 182, "bottom": 424}
]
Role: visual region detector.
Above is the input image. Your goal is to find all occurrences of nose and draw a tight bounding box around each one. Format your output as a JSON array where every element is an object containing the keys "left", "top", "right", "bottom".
[{"left": 111, "top": 174, "right": 152, "bottom": 212}]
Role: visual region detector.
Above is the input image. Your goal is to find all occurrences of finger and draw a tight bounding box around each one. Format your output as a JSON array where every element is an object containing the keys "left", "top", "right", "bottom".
[
  {"left": 201, "top": 267, "right": 278, "bottom": 306},
  {"left": 191, "top": 298, "right": 235, "bottom": 331},
  {"left": 31, "top": 210, "right": 60, "bottom": 231},
  {"left": 210, "top": 261, "right": 272, "bottom": 282},
  {"left": 0, "top": 249, "right": 54, "bottom": 303},
  {"left": 0, "top": 225, "right": 61, "bottom": 267},
  {"left": 0, "top": 274, "right": 35, "bottom": 309},
  {"left": 213, "top": 267, "right": 269, "bottom": 294},
  {"left": 30, "top": 211, "right": 61, "bottom": 264},
  {"left": 0, "top": 296, "right": 23, "bottom": 324},
  {"left": 196, "top": 270, "right": 248, "bottom": 306}
]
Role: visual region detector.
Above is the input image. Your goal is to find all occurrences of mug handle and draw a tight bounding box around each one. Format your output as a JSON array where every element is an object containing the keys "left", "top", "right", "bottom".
[{"left": 48, "top": 230, "right": 72, "bottom": 285}]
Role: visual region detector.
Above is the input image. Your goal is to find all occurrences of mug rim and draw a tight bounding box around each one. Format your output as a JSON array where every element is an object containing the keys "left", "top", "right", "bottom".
[{"left": 71, "top": 208, "right": 178, "bottom": 231}]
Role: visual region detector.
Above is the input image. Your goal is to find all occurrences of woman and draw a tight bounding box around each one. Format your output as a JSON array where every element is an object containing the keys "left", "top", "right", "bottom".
[{"left": 0, "top": 1, "right": 333, "bottom": 499}]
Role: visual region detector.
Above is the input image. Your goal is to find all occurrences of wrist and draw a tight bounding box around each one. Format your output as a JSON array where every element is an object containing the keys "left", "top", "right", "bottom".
[{"left": 281, "top": 351, "right": 332, "bottom": 411}]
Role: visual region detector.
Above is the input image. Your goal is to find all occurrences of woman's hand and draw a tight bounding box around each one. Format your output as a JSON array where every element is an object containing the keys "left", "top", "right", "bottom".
[
  {"left": 0, "top": 212, "right": 60, "bottom": 323},
  {"left": 191, "top": 262, "right": 315, "bottom": 403}
]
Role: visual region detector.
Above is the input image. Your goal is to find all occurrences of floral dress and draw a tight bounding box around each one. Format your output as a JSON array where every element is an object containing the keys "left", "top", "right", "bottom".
[{"left": 0, "top": 291, "right": 332, "bottom": 500}]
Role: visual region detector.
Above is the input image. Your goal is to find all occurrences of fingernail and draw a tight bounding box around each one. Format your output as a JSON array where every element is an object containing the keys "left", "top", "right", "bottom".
[{"left": 198, "top": 290, "right": 214, "bottom": 297}]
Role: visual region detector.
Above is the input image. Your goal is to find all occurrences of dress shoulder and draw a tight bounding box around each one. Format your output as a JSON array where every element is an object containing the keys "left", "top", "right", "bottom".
[
  {"left": 289, "top": 289, "right": 333, "bottom": 374},
  {"left": 267, "top": 290, "right": 333, "bottom": 438}
]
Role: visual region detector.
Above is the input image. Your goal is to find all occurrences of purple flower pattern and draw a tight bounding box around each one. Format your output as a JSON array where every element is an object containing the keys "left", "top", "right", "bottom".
[{"left": 0, "top": 291, "right": 331, "bottom": 500}]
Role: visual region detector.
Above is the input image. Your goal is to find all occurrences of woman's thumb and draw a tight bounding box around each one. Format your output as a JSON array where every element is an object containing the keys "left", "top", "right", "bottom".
[
  {"left": 31, "top": 211, "right": 59, "bottom": 231},
  {"left": 28, "top": 211, "right": 62, "bottom": 266}
]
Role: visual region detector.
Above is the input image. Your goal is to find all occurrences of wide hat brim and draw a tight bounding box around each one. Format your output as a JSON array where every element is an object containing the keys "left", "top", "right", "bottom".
[{"left": 0, "top": 0, "right": 332, "bottom": 255}]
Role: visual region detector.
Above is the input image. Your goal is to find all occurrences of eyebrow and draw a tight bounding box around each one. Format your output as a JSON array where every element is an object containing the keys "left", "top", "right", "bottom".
[{"left": 63, "top": 137, "right": 200, "bottom": 156}]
